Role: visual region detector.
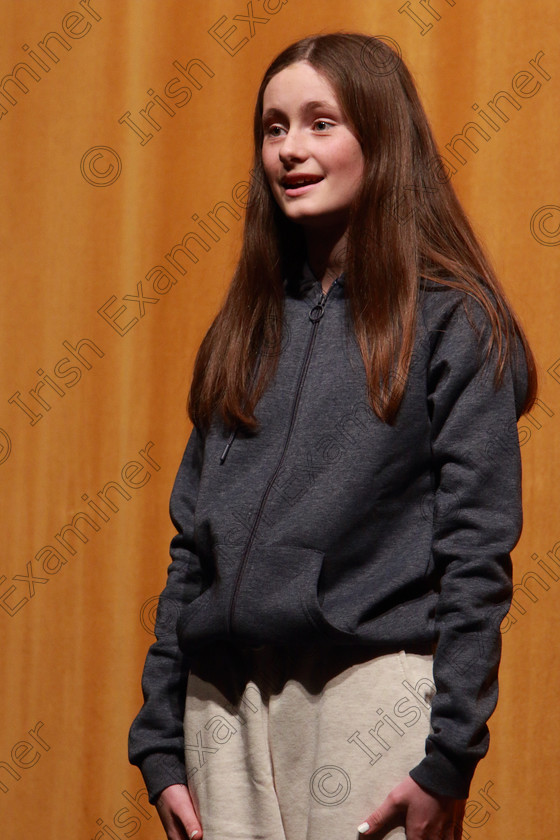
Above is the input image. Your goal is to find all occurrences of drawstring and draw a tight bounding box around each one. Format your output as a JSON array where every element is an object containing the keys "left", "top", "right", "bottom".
[
  {"left": 219, "top": 427, "right": 238, "bottom": 464},
  {"left": 219, "top": 352, "right": 263, "bottom": 465}
]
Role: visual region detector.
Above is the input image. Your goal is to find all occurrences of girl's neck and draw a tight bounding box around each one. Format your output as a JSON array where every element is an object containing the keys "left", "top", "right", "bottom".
[{"left": 305, "top": 225, "right": 348, "bottom": 294}]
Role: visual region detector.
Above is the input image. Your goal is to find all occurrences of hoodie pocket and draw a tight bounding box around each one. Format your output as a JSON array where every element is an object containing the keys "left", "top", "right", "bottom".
[
  {"left": 298, "top": 549, "right": 357, "bottom": 643},
  {"left": 232, "top": 544, "right": 358, "bottom": 645},
  {"left": 178, "top": 586, "right": 213, "bottom": 627},
  {"left": 176, "top": 584, "right": 226, "bottom": 650}
]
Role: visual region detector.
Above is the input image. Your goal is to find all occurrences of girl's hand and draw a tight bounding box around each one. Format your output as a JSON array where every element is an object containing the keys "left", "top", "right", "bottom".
[
  {"left": 357, "top": 774, "right": 466, "bottom": 840},
  {"left": 154, "top": 783, "right": 203, "bottom": 840}
]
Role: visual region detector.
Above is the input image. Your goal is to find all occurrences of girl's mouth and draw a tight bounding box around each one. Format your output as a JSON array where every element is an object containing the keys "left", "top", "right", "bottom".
[{"left": 283, "top": 177, "right": 324, "bottom": 196}]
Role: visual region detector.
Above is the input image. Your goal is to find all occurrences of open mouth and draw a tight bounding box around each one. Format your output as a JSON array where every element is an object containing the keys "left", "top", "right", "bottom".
[{"left": 281, "top": 175, "right": 324, "bottom": 193}]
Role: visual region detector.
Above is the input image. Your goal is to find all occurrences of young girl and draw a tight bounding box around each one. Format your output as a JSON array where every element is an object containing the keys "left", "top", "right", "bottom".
[{"left": 129, "top": 32, "right": 537, "bottom": 840}]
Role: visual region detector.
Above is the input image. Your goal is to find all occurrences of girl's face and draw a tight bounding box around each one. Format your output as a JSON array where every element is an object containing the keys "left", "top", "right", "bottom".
[{"left": 261, "top": 61, "right": 364, "bottom": 233}]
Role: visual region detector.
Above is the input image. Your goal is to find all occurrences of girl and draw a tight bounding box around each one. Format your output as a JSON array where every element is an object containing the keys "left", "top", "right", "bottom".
[{"left": 129, "top": 32, "right": 537, "bottom": 840}]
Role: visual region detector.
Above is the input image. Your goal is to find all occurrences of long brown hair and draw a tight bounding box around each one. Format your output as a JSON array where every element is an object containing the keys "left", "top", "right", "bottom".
[{"left": 188, "top": 32, "right": 538, "bottom": 433}]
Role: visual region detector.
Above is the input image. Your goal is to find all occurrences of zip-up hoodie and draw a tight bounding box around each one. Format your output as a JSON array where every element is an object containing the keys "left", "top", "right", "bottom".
[{"left": 129, "top": 261, "right": 528, "bottom": 803}]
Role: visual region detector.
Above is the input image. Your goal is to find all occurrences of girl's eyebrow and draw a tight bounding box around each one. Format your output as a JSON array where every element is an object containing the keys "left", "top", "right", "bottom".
[{"left": 262, "top": 99, "right": 340, "bottom": 124}]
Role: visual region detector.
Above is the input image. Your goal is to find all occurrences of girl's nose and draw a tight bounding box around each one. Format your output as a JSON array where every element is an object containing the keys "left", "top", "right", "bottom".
[{"left": 278, "top": 128, "right": 308, "bottom": 163}]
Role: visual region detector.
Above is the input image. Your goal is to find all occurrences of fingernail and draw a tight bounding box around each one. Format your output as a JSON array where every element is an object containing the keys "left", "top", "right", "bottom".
[
  {"left": 189, "top": 831, "right": 199, "bottom": 839},
  {"left": 357, "top": 823, "right": 370, "bottom": 834}
]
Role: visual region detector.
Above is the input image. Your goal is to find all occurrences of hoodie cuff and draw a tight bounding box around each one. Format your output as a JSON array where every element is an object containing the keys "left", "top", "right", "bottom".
[
  {"left": 139, "top": 752, "right": 188, "bottom": 805},
  {"left": 408, "top": 749, "right": 476, "bottom": 800}
]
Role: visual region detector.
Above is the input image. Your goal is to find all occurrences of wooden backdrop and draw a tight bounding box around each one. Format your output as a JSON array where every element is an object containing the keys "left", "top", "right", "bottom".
[{"left": 1, "top": 1, "right": 558, "bottom": 837}]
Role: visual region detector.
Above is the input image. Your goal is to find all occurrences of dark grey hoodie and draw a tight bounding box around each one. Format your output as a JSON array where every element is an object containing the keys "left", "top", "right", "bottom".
[{"left": 129, "top": 261, "right": 528, "bottom": 803}]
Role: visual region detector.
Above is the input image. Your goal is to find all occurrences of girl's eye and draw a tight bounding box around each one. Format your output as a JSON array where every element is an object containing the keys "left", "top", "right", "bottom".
[
  {"left": 264, "top": 119, "right": 335, "bottom": 137},
  {"left": 313, "top": 120, "right": 334, "bottom": 131}
]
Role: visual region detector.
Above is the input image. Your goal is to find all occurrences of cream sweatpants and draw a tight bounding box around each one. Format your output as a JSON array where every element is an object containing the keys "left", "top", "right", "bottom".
[{"left": 184, "top": 642, "right": 435, "bottom": 840}]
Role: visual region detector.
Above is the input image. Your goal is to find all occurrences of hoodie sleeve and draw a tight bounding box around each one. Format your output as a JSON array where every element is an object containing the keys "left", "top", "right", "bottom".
[
  {"left": 128, "top": 423, "right": 205, "bottom": 804},
  {"left": 408, "top": 289, "right": 529, "bottom": 799}
]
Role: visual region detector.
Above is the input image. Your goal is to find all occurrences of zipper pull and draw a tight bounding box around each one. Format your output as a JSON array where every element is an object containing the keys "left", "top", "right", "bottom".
[
  {"left": 308, "top": 297, "right": 325, "bottom": 323},
  {"left": 308, "top": 279, "right": 337, "bottom": 323}
]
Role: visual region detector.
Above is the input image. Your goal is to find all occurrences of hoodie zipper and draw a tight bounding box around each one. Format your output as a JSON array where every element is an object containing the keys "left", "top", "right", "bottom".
[{"left": 227, "top": 279, "right": 339, "bottom": 635}]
